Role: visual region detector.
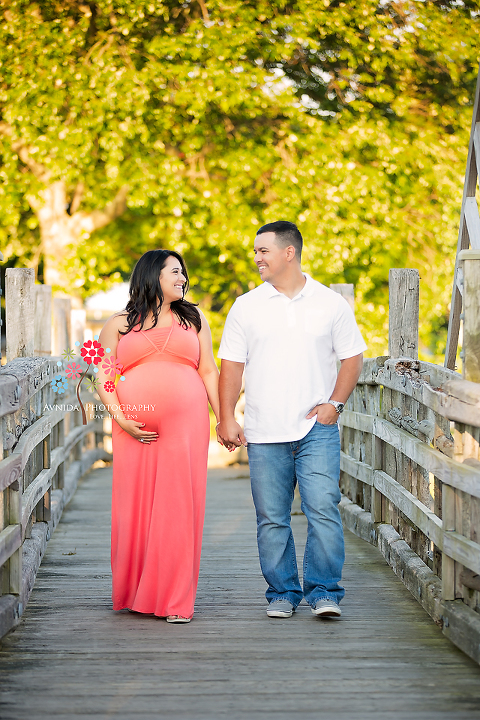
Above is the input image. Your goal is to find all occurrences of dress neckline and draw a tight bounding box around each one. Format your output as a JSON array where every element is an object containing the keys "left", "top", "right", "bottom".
[{"left": 140, "top": 309, "right": 174, "bottom": 332}]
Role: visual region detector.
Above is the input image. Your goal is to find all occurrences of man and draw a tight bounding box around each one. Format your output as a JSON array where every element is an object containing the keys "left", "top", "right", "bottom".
[{"left": 217, "top": 220, "right": 366, "bottom": 619}]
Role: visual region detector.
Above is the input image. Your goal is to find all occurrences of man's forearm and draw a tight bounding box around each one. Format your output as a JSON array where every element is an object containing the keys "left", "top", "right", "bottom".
[
  {"left": 330, "top": 354, "right": 363, "bottom": 404},
  {"left": 219, "top": 360, "right": 244, "bottom": 421}
]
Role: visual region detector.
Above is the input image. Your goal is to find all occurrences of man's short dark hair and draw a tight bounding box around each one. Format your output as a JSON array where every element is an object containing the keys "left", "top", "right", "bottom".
[{"left": 256, "top": 220, "right": 303, "bottom": 260}]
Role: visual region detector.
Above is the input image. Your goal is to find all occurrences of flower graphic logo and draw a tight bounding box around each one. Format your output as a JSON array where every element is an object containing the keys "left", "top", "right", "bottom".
[
  {"left": 62, "top": 347, "right": 76, "bottom": 361},
  {"left": 51, "top": 375, "right": 69, "bottom": 394},
  {"left": 84, "top": 377, "right": 100, "bottom": 392},
  {"left": 80, "top": 340, "right": 105, "bottom": 365},
  {"left": 65, "top": 362, "right": 83, "bottom": 380},
  {"left": 104, "top": 380, "right": 116, "bottom": 393},
  {"left": 102, "top": 356, "right": 124, "bottom": 378}
]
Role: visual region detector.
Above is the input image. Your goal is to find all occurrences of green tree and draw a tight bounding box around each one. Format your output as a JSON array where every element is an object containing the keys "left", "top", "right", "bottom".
[{"left": 1, "top": 0, "right": 479, "bottom": 359}]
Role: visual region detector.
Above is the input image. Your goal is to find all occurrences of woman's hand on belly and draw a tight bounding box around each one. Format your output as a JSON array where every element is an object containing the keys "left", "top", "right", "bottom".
[{"left": 116, "top": 418, "right": 158, "bottom": 444}]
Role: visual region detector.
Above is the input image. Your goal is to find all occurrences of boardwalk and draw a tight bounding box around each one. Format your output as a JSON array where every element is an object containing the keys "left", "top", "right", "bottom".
[{"left": 1, "top": 464, "right": 480, "bottom": 720}]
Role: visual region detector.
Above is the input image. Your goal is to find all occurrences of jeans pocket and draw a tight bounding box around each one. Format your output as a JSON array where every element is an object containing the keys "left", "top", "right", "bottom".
[{"left": 315, "top": 420, "right": 338, "bottom": 427}]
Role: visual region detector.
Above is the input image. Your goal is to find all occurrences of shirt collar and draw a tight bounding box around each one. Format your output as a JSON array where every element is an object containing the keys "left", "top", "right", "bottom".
[{"left": 263, "top": 273, "right": 314, "bottom": 300}]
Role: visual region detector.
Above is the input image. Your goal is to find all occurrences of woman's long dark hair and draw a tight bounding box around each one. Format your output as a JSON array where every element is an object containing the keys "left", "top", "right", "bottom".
[{"left": 120, "top": 250, "right": 201, "bottom": 335}]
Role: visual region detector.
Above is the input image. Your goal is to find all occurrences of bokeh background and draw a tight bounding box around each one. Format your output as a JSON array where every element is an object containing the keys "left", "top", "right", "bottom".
[{"left": 1, "top": 0, "right": 480, "bottom": 360}]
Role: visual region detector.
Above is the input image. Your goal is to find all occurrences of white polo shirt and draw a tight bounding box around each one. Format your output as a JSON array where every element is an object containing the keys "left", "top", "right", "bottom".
[{"left": 218, "top": 274, "right": 367, "bottom": 443}]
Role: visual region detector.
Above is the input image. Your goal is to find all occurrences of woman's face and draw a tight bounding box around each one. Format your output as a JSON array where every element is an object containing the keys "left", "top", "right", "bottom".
[{"left": 159, "top": 255, "right": 187, "bottom": 304}]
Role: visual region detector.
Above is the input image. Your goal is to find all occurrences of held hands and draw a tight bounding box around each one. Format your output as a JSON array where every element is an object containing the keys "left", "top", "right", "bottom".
[
  {"left": 116, "top": 418, "right": 158, "bottom": 444},
  {"left": 216, "top": 419, "right": 247, "bottom": 452},
  {"left": 306, "top": 403, "right": 339, "bottom": 425}
]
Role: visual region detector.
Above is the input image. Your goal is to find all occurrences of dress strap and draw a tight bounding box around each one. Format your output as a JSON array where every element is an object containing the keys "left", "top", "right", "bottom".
[{"left": 141, "top": 311, "right": 175, "bottom": 355}]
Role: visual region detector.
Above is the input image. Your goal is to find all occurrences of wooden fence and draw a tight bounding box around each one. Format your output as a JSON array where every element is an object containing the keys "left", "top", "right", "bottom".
[
  {"left": 0, "top": 268, "right": 110, "bottom": 638},
  {"left": 338, "top": 263, "right": 480, "bottom": 665}
]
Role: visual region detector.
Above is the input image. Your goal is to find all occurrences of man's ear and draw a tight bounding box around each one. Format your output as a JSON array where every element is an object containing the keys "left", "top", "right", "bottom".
[{"left": 285, "top": 245, "right": 296, "bottom": 262}]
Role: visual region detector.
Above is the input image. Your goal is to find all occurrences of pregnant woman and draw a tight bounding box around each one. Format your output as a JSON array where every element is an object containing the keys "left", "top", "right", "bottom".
[{"left": 97, "top": 249, "right": 220, "bottom": 623}]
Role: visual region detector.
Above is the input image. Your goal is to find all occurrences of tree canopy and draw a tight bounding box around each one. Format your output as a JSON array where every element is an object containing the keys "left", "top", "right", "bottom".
[{"left": 1, "top": 0, "right": 479, "bottom": 358}]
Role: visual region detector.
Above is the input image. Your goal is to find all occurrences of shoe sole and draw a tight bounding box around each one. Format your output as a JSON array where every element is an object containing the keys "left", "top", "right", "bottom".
[
  {"left": 166, "top": 616, "right": 191, "bottom": 623},
  {"left": 311, "top": 608, "right": 341, "bottom": 617},
  {"left": 267, "top": 611, "right": 293, "bottom": 618}
]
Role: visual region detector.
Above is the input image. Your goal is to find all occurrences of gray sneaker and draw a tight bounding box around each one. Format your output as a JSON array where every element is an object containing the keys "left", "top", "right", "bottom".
[
  {"left": 311, "top": 599, "right": 341, "bottom": 617},
  {"left": 266, "top": 599, "right": 295, "bottom": 618}
]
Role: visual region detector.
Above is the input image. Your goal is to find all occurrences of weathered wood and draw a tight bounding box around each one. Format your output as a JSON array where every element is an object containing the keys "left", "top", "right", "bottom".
[
  {"left": 2, "top": 467, "right": 480, "bottom": 718},
  {"left": 0, "top": 357, "right": 54, "bottom": 418},
  {"left": 460, "top": 250, "right": 480, "bottom": 384},
  {"left": 0, "top": 525, "right": 21, "bottom": 568},
  {"left": 342, "top": 410, "right": 480, "bottom": 499},
  {"left": 330, "top": 283, "right": 354, "bottom": 312},
  {"left": 5, "top": 268, "right": 35, "bottom": 362},
  {"left": 340, "top": 452, "right": 373, "bottom": 486},
  {"left": 373, "top": 470, "right": 443, "bottom": 547},
  {"left": 52, "top": 296, "right": 71, "bottom": 356},
  {"left": 445, "top": 63, "right": 480, "bottom": 369},
  {"left": 71, "top": 308, "right": 86, "bottom": 348},
  {"left": 34, "top": 285, "right": 52, "bottom": 356},
  {"left": 460, "top": 568, "right": 480, "bottom": 592},
  {"left": 388, "top": 269, "right": 419, "bottom": 359}
]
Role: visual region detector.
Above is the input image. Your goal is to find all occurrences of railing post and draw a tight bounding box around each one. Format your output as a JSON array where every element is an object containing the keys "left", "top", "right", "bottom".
[
  {"left": 330, "top": 283, "right": 354, "bottom": 312},
  {"left": 388, "top": 268, "right": 419, "bottom": 359},
  {"left": 52, "top": 297, "right": 72, "bottom": 355},
  {"left": 459, "top": 249, "right": 480, "bottom": 383},
  {"left": 34, "top": 285, "right": 52, "bottom": 356},
  {"left": 5, "top": 268, "right": 35, "bottom": 362}
]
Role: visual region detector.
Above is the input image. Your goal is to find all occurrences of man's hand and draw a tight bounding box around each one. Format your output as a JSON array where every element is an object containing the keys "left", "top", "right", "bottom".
[
  {"left": 217, "top": 419, "right": 247, "bottom": 451},
  {"left": 306, "top": 403, "right": 339, "bottom": 425}
]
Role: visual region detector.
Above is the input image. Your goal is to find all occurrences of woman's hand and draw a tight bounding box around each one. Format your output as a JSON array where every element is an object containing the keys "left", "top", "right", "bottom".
[{"left": 116, "top": 418, "right": 158, "bottom": 444}]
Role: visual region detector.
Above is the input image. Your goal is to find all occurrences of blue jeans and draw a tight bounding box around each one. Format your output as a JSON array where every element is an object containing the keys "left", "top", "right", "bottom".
[{"left": 247, "top": 422, "right": 345, "bottom": 608}]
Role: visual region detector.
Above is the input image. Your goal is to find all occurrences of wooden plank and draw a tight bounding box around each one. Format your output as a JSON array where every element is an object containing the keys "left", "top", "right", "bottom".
[
  {"left": 0, "top": 357, "right": 56, "bottom": 417},
  {"left": 3, "top": 466, "right": 480, "bottom": 716},
  {"left": 474, "top": 121, "right": 480, "bottom": 178},
  {"left": 330, "top": 283, "right": 354, "bottom": 312},
  {"left": 340, "top": 452, "right": 373, "bottom": 486},
  {"left": 20, "top": 421, "right": 103, "bottom": 535},
  {"left": 388, "top": 269, "right": 419, "bottom": 359},
  {"left": 5, "top": 268, "right": 35, "bottom": 362},
  {"left": 9, "top": 416, "right": 52, "bottom": 474},
  {"left": 464, "top": 198, "right": 480, "bottom": 250},
  {"left": 0, "top": 524, "right": 21, "bottom": 568},
  {"left": 460, "top": 250, "right": 480, "bottom": 383},
  {"left": 373, "top": 470, "right": 443, "bottom": 547},
  {"left": 343, "top": 410, "right": 480, "bottom": 498},
  {"left": 52, "top": 297, "right": 71, "bottom": 356},
  {"left": 359, "top": 359, "right": 480, "bottom": 426},
  {"left": 443, "top": 530, "right": 480, "bottom": 577},
  {"left": 445, "top": 63, "right": 480, "bottom": 369},
  {"left": 34, "top": 285, "right": 52, "bottom": 356},
  {"left": 0, "top": 453, "right": 22, "bottom": 493}
]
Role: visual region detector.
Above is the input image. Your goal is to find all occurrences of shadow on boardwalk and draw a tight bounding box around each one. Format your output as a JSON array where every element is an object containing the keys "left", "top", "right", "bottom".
[{"left": 1, "top": 464, "right": 480, "bottom": 720}]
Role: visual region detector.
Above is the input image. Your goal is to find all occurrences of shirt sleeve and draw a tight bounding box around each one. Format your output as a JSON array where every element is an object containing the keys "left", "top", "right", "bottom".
[
  {"left": 332, "top": 296, "right": 368, "bottom": 360},
  {"left": 218, "top": 299, "right": 248, "bottom": 363}
]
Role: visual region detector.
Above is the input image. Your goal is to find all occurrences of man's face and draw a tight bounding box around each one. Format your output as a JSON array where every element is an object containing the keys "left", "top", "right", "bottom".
[{"left": 253, "top": 232, "right": 288, "bottom": 283}]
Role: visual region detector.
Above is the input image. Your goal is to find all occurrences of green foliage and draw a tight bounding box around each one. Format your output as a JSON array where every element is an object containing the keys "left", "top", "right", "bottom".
[{"left": 1, "top": 0, "right": 479, "bottom": 359}]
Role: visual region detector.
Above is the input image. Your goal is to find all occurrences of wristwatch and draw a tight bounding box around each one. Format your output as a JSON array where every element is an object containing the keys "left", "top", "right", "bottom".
[{"left": 328, "top": 400, "right": 345, "bottom": 414}]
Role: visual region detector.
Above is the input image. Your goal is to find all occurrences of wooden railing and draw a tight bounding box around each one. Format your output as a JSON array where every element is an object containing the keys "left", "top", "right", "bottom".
[
  {"left": 0, "top": 268, "right": 110, "bottom": 638},
  {"left": 338, "top": 265, "right": 480, "bottom": 665}
]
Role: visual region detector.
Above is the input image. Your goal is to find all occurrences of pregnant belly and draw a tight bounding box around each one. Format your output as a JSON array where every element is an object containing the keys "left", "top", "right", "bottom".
[{"left": 114, "top": 361, "right": 208, "bottom": 433}]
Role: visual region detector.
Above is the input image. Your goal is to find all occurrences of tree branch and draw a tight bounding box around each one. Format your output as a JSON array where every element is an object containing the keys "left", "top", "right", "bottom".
[
  {"left": 72, "top": 185, "right": 129, "bottom": 234},
  {"left": 69, "top": 182, "right": 85, "bottom": 215},
  {"left": 0, "top": 122, "right": 51, "bottom": 183},
  {"left": 197, "top": 0, "right": 210, "bottom": 22}
]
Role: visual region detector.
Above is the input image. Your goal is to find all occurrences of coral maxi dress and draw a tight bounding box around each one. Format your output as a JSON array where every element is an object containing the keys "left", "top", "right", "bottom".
[{"left": 111, "top": 313, "right": 210, "bottom": 618}]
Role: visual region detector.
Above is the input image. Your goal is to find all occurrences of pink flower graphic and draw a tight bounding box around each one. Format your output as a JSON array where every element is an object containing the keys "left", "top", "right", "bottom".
[
  {"left": 104, "top": 380, "right": 116, "bottom": 393},
  {"left": 102, "top": 356, "right": 124, "bottom": 378},
  {"left": 80, "top": 339, "right": 105, "bottom": 365},
  {"left": 65, "top": 362, "right": 83, "bottom": 380}
]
